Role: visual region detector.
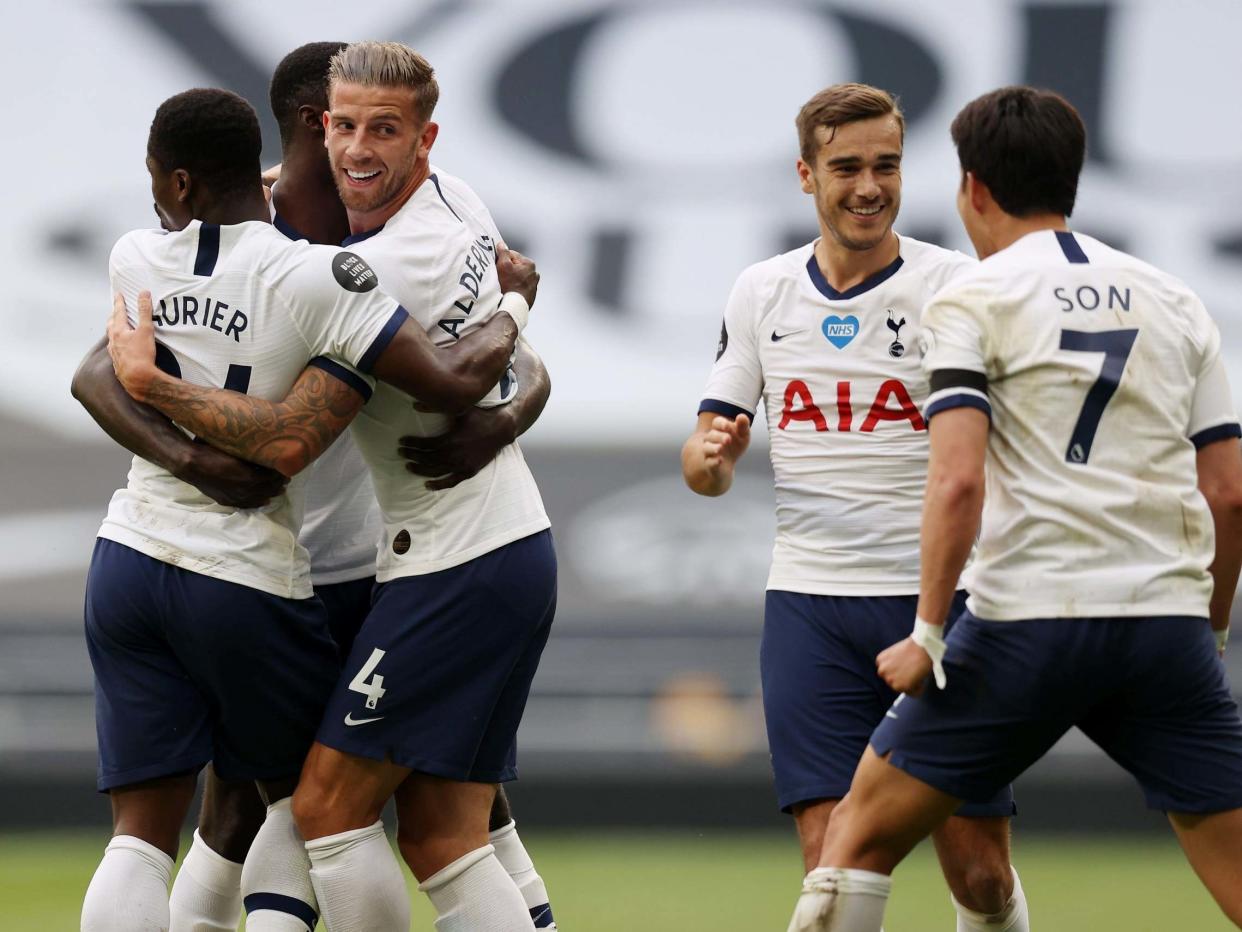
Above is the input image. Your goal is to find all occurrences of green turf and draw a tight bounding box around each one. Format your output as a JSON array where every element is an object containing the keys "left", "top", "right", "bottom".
[{"left": 1, "top": 829, "right": 1232, "bottom": 930}]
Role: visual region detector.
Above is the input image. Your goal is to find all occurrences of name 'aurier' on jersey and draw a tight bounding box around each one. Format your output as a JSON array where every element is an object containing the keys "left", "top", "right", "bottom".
[
  {"left": 701, "top": 235, "right": 973, "bottom": 596},
  {"left": 101, "top": 220, "right": 406, "bottom": 599},
  {"left": 345, "top": 168, "right": 549, "bottom": 581}
]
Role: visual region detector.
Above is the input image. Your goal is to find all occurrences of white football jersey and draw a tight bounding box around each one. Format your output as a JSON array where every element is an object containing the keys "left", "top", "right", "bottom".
[
  {"left": 271, "top": 198, "right": 382, "bottom": 586},
  {"left": 101, "top": 220, "right": 406, "bottom": 598},
  {"left": 922, "top": 229, "right": 1240, "bottom": 621},
  {"left": 701, "top": 235, "right": 974, "bottom": 595},
  {"left": 346, "top": 168, "right": 549, "bottom": 581}
]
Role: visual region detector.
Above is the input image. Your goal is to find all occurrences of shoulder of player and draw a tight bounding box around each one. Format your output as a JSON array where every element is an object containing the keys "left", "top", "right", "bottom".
[
  {"left": 108, "top": 226, "right": 171, "bottom": 268},
  {"left": 894, "top": 234, "right": 976, "bottom": 294}
]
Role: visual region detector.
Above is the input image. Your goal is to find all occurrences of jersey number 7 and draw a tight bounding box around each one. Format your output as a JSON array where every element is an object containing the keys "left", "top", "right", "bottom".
[{"left": 1059, "top": 328, "right": 1139, "bottom": 464}]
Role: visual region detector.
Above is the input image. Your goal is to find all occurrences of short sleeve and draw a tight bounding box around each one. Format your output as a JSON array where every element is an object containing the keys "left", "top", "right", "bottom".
[
  {"left": 283, "top": 246, "right": 409, "bottom": 374},
  {"left": 699, "top": 269, "right": 763, "bottom": 419},
  {"left": 1188, "top": 317, "right": 1241, "bottom": 448},
  {"left": 921, "top": 288, "right": 992, "bottom": 421},
  {"left": 109, "top": 232, "right": 154, "bottom": 324}
]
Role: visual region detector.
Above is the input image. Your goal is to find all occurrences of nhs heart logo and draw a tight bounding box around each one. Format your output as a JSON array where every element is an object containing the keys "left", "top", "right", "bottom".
[{"left": 822, "top": 315, "right": 859, "bottom": 349}]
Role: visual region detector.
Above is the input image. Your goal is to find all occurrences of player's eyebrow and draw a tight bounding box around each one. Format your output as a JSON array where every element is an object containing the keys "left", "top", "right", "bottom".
[{"left": 826, "top": 152, "right": 902, "bottom": 168}]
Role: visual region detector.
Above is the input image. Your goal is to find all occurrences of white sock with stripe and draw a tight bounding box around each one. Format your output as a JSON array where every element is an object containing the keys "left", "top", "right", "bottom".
[
  {"left": 241, "top": 798, "right": 318, "bottom": 931},
  {"left": 490, "top": 820, "right": 556, "bottom": 929},
  {"left": 306, "top": 820, "right": 410, "bottom": 932}
]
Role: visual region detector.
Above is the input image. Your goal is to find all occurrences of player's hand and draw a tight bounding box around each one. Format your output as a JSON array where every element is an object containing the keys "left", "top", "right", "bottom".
[
  {"left": 496, "top": 245, "right": 539, "bottom": 307},
  {"left": 175, "top": 443, "right": 289, "bottom": 510},
  {"left": 107, "top": 291, "right": 160, "bottom": 401},
  {"left": 701, "top": 414, "right": 751, "bottom": 471},
  {"left": 397, "top": 405, "right": 518, "bottom": 491},
  {"left": 261, "top": 162, "right": 283, "bottom": 187},
  {"left": 876, "top": 637, "right": 933, "bottom": 695}
]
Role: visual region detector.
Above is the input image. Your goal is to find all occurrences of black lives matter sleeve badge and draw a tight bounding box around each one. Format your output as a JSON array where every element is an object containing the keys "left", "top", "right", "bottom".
[{"left": 333, "top": 252, "right": 379, "bottom": 293}]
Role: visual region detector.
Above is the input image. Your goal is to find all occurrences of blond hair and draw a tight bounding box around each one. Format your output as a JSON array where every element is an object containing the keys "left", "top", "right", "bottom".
[
  {"left": 328, "top": 41, "right": 440, "bottom": 122},
  {"left": 796, "top": 84, "right": 904, "bottom": 162}
]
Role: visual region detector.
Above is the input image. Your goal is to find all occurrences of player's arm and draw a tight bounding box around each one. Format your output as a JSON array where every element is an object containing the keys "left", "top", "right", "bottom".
[
  {"left": 369, "top": 246, "right": 538, "bottom": 413},
  {"left": 108, "top": 292, "right": 364, "bottom": 479},
  {"left": 70, "top": 335, "right": 288, "bottom": 508},
  {"left": 681, "top": 410, "right": 752, "bottom": 496},
  {"left": 397, "top": 338, "right": 551, "bottom": 491},
  {"left": 1196, "top": 436, "right": 1242, "bottom": 650},
  {"left": 877, "top": 403, "right": 988, "bottom": 694}
]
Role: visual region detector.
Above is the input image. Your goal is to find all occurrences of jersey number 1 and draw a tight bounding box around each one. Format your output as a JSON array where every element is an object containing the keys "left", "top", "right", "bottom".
[{"left": 1059, "top": 328, "right": 1139, "bottom": 464}]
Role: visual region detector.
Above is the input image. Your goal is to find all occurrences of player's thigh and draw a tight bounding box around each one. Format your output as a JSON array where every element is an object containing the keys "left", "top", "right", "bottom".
[
  {"left": 315, "top": 575, "right": 376, "bottom": 659},
  {"left": 109, "top": 772, "right": 200, "bottom": 859},
  {"left": 791, "top": 798, "right": 838, "bottom": 873},
  {"left": 870, "top": 613, "right": 1077, "bottom": 805},
  {"left": 318, "top": 531, "right": 557, "bottom": 784},
  {"left": 84, "top": 539, "right": 213, "bottom": 792},
  {"left": 159, "top": 574, "right": 340, "bottom": 786},
  {"left": 1080, "top": 616, "right": 1242, "bottom": 815},
  {"left": 760, "top": 591, "right": 919, "bottom": 813}
]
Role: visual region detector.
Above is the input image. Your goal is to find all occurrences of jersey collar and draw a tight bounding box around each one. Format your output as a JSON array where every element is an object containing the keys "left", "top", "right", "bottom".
[{"left": 806, "top": 250, "right": 904, "bottom": 301}]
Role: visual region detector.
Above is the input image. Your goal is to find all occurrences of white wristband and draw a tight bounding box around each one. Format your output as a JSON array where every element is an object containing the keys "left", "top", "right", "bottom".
[
  {"left": 1216, "top": 627, "right": 1230, "bottom": 654},
  {"left": 498, "top": 292, "right": 530, "bottom": 333},
  {"left": 911, "top": 617, "right": 948, "bottom": 690}
]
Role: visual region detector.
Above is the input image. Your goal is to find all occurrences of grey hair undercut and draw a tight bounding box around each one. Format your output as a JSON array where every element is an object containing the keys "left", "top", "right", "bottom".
[{"left": 328, "top": 41, "right": 440, "bottom": 122}]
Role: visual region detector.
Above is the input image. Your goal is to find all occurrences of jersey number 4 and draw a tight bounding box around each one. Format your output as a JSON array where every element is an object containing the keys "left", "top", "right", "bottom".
[
  {"left": 1059, "top": 328, "right": 1139, "bottom": 464},
  {"left": 349, "top": 648, "right": 388, "bottom": 710}
]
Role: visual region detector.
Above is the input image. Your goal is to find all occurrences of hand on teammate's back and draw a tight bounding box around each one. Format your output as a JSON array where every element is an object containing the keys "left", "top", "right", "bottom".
[
  {"left": 106, "top": 291, "right": 159, "bottom": 402},
  {"left": 495, "top": 245, "right": 539, "bottom": 307},
  {"left": 176, "top": 444, "right": 289, "bottom": 509},
  {"left": 397, "top": 404, "right": 517, "bottom": 491}
]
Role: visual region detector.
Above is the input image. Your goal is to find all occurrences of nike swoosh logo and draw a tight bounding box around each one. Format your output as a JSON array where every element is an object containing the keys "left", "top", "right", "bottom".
[
  {"left": 884, "top": 710, "right": 899, "bottom": 719},
  {"left": 771, "top": 330, "right": 803, "bottom": 342},
  {"left": 344, "top": 712, "right": 385, "bottom": 726}
]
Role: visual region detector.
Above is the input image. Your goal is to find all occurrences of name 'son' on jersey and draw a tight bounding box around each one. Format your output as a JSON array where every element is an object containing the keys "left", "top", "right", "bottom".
[{"left": 778, "top": 378, "right": 925, "bottom": 433}]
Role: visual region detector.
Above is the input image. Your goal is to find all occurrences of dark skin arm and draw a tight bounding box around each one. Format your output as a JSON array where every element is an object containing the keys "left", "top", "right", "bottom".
[
  {"left": 368, "top": 245, "right": 538, "bottom": 413},
  {"left": 70, "top": 336, "right": 287, "bottom": 508},
  {"left": 398, "top": 338, "right": 551, "bottom": 490},
  {"left": 108, "top": 249, "right": 538, "bottom": 478}
]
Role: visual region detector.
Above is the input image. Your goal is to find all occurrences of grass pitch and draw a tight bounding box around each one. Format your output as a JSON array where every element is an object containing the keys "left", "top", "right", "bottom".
[{"left": 1, "top": 829, "right": 1231, "bottom": 930}]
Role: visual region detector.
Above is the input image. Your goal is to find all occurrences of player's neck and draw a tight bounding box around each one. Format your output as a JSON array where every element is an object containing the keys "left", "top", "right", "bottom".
[
  {"left": 984, "top": 213, "right": 1069, "bottom": 257},
  {"left": 273, "top": 147, "right": 351, "bottom": 246},
  {"left": 346, "top": 161, "right": 431, "bottom": 237},
  {"left": 814, "top": 230, "right": 900, "bottom": 294},
  {"left": 197, "top": 187, "right": 271, "bottom": 227}
]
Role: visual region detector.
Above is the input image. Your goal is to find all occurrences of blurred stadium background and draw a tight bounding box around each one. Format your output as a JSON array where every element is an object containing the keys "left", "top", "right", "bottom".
[{"left": 3, "top": 1, "right": 1241, "bottom": 928}]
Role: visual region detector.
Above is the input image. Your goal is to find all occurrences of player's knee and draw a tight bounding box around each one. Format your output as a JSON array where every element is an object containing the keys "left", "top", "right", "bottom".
[
  {"left": 290, "top": 781, "right": 333, "bottom": 840},
  {"left": 955, "top": 856, "right": 1012, "bottom": 915}
]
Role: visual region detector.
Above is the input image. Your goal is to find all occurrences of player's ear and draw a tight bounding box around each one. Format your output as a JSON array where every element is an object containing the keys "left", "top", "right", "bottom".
[
  {"left": 417, "top": 121, "right": 439, "bottom": 159},
  {"left": 965, "top": 171, "right": 989, "bottom": 215},
  {"left": 299, "top": 105, "right": 323, "bottom": 134},
  {"left": 796, "top": 158, "right": 814, "bottom": 194},
  {"left": 173, "top": 169, "right": 191, "bottom": 203}
]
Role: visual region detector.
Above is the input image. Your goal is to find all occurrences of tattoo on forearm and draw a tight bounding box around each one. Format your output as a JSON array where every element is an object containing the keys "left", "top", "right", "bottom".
[{"left": 143, "top": 367, "right": 362, "bottom": 474}]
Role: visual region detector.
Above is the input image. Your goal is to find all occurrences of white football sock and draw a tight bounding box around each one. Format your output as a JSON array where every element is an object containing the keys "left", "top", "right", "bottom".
[
  {"left": 952, "top": 867, "right": 1029, "bottom": 931},
  {"left": 490, "top": 820, "right": 556, "bottom": 929},
  {"left": 241, "top": 798, "right": 318, "bottom": 931},
  {"left": 419, "top": 844, "right": 536, "bottom": 931},
  {"left": 82, "top": 834, "right": 174, "bottom": 932},
  {"left": 169, "top": 829, "right": 243, "bottom": 931},
  {"left": 787, "top": 866, "right": 891, "bottom": 932},
  {"left": 306, "top": 820, "right": 409, "bottom": 932}
]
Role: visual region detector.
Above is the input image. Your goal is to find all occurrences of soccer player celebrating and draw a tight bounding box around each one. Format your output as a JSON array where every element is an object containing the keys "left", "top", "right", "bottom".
[
  {"left": 681, "top": 83, "right": 1029, "bottom": 931},
  {"left": 108, "top": 43, "right": 556, "bottom": 932},
  {"left": 787, "top": 86, "right": 1242, "bottom": 931},
  {"left": 77, "top": 87, "right": 531, "bottom": 932},
  {"left": 76, "top": 42, "right": 557, "bottom": 932}
]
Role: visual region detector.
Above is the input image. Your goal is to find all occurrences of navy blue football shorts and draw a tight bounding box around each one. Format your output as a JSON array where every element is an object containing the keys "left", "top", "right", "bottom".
[
  {"left": 762, "top": 590, "right": 1016, "bottom": 817},
  {"left": 871, "top": 611, "right": 1242, "bottom": 814},
  {"left": 315, "top": 575, "right": 376, "bottom": 659},
  {"left": 84, "top": 539, "right": 339, "bottom": 792},
  {"left": 317, "top": 530, "right": 556, "bottom": 783}
]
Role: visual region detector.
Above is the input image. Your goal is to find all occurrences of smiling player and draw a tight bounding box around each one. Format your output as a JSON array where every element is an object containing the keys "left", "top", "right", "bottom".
[{"left": 682, "top": 83, "right": 1030, "bottom": 932}]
